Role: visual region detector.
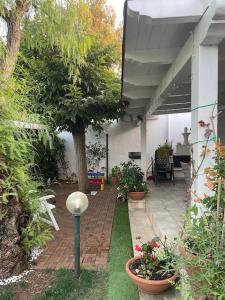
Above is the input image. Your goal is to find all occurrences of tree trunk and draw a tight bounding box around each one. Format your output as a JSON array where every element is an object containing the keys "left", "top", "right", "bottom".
[
  {"left": 0, "top": 198, "right": 28, "bottom": 279},
  {"left": 72, "top": 127, "right": 89, "bottom": 193},
  {"left": 0, "top": 0, "right": 30, "bottom": 80},
  {"left": 0, "top": 155, "right": 28, "bottom": 279}
]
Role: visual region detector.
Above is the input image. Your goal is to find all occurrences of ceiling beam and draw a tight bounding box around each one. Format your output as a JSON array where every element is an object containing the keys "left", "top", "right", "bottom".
[
  {"left": 125, "top": 48, "right": 179, "bottom": 64},
  {"left": 164, "top": 95, "right": 191, "bottom": 104},
  {"left": 153, "top": 108, "right": 191, "bottom": 115},
  {"left": 128, "top": 0, "right": 204, "bottom": 24},
  {"left": 157, "top": 102, "right": 191, "bottom": 111},
  {"left": 128, "top": 99, "right": 150, "bottom": 108},
  {"left": 147, "top": 0, "right": 223, "bottom": 115},
  {"left": 124, "top": 74, "right": 162, "bottom": 87},
  {"left": 123, "top": 86, "right": 156, "bottom": 100}
]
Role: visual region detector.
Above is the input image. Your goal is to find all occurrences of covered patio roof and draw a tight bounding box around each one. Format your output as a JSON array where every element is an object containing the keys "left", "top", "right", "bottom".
[{"left": 122, "top": 0, "right": 225, "bottom": 120}]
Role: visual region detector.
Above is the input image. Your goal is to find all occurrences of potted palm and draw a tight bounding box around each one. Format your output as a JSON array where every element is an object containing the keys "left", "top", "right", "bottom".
[
  {"left": 111, "top": 165, "right": 121, "bottom": 185},
  {"left": 126, "top": 237, "right": 178, "bottom": 295},
  {"left": 118, "top": 161, "right": 148, "bottom": 200}
]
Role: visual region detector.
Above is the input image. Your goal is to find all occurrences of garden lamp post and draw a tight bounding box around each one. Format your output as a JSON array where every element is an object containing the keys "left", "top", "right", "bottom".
[{"left": 66, "top": 192, "right": 89, "bottom": 278}]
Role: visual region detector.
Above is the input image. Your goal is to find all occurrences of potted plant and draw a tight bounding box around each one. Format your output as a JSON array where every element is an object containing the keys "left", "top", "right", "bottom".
[
  {"left": 155, "top": 141, "right": 173, "bottom": 159},
  {"left": 126, "top": 237, "right": 178, "bottom": 295},
  {"left": 118, "top": 161, "right": 148, "bottom": 200},
  {"left": 111, "top": 165, "right": 121, "bottom": 185}
]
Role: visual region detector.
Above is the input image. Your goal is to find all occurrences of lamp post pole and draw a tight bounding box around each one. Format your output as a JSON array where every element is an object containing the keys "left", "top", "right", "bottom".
[
  {"left": 74, "top": 213, "right": 80, "bottom": 278},
  {"left": 66, "top": 192, "right": 88, "bottom": 279}
]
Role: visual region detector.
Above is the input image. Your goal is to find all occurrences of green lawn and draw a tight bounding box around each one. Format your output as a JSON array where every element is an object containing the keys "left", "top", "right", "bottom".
[
  {"left": 108, "top": 203, "right": 139, "bottom": 300},
  {"left": 0, "top": 202, "right": 138, "bottom": 300},
  {"left": 34, "top": 269, "right": 107, "bottom": 300}
]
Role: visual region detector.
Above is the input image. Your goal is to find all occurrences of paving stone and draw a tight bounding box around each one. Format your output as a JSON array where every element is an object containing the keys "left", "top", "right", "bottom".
[{"left": 35, "top": 184, "right": 116, "bottom": 270}]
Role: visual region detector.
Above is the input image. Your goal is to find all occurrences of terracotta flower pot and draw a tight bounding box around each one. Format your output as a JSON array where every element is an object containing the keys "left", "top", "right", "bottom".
[
  {"left": 126, "top": 256, "right": 177, "bottom": 295},
  {"left": 111, "top": 176, "right": 119, "bottom": 185},
  {"left": 129, "top": 192, "right": 146, "bottom": 200}
]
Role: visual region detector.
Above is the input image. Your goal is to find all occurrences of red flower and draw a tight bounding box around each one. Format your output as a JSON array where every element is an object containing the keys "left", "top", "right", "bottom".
[
  {"left": 149, "top": 241, "right": 160, "bottom": 248},
  {"left": 135, "top": 245, "right": 142, "bottom": 252}
]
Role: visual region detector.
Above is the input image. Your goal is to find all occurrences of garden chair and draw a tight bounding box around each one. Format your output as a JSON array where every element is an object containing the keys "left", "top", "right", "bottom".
[
  {"left": 39, "top": 195, "right": 59, "bottom": 231},
  {"left": 153, "top": 156, "right": 175, "bottom": 185}
]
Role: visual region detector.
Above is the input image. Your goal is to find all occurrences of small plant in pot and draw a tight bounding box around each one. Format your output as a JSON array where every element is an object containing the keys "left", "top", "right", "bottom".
[
  {"left": 126, "top": 237, "right": 178, "bottom": 295},
  {"left": 111, "top": 165, "right": 121, "bottom": 185},
  {"left": 118, "top": 161, "right": 148, "bottom": 201},
  {"left": 155, "top": 141, "right": 173, "bottom": 159}
]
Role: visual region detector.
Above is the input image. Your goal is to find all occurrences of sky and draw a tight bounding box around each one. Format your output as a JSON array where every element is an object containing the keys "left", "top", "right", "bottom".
[{"left": 107, "top": 0, "right": 125, "bottom": 25}]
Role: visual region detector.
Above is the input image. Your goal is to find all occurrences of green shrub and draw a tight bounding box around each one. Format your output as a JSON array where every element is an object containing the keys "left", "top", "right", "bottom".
[
  {"left": 111, "top": 165, "right": 121, "bottom": 177},
  {"left": 118, "top": 161, "right": 148, "bottom": 197},
  {"left": 0, "top": 77, "right": 52, "bottom": 253}
]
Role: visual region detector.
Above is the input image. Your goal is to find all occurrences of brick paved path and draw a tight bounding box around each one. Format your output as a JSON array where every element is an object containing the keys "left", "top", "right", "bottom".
[{"left": 35, "top": 184, "right": 117, "bottom": 270}]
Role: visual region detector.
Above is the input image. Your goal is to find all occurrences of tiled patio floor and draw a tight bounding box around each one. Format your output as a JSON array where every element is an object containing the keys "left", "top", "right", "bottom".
[
  {"left": 128, "top": 178, "right": 186, "bottom": 300},
  {"left": 146, "top": 178, "right": 187, "bottom": 242},
  {"left": 35, "top": 184, "right": 117, "bottom": 270}
]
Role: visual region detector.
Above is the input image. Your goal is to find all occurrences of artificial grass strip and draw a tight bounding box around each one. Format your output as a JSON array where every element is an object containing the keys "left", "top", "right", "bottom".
[
  {"left": 108, "top": 203, "right": 139, "bottom": 300},
  {"left": 34, "top": 269, "right": 107, "bottom": 300}
]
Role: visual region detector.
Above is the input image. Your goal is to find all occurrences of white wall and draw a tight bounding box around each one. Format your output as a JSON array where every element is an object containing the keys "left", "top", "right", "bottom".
[
  {"left": 146, "top": 115, "right": 169, "bottom": 165},
  {"left": 86, "top": 120, "right": 141, "bottom": 171},
  {"left": 58, "top": 113, "right": 191, "bottom": 176},
  {"left": 58, "top": 131, "right": 77, "bottom": 175},
  {"left": 168, "top": 113, "right": 191, "bottom": 151}
]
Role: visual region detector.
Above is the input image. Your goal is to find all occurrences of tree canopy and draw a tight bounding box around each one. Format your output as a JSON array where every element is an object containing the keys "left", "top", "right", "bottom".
[
  {"left": 0, "top": 0, "right": 92, "bottom": 79},
  {"left": 14, "top": 0, "right": 125, "bottom": 192},
  {"left": 16, "top": 0, "right": 125, "bottom": 133}
]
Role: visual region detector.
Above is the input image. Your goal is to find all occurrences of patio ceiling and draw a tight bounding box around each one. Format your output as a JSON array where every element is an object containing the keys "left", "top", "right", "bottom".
[{"left": 122, "top": 0, "right": 225, "bottom": 120}]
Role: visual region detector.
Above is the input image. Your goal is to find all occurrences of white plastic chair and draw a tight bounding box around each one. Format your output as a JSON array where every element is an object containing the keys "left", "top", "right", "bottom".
[{"left": 39, "top": 195, "right": 59, "bottom": 231}]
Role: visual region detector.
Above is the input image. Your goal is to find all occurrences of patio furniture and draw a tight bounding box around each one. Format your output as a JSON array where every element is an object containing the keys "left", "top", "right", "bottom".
[
  {"left": 39, "top": 195, "right": 59, "bottom": 231},
  {"left": 173, "top": 155, "right": 191, "bottom": 168},
  {"left": 153, "top": 156, "right": 175, "bottom": 185}
]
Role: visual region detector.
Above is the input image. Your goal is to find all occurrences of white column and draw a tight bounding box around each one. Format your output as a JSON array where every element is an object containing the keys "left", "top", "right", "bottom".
[
  {"left": 191, "top": 45, "right": 218, "bottom": 201},
  {"left": 140, "top": 118, "right": 147, "bottom": 181}
]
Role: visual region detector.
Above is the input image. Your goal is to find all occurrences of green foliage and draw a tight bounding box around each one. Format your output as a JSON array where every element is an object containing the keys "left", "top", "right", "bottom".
[
  {"left": 118, "top": 161, "right": 148, "bottom": 196},
  {"left": 111, "top": 165, "right": 121, "bottom": 177},
  {"left": 0, "top": 76, "right": 51, "bottom": 252},
  {"left": 33, "top": 132, "right": 66, "bottom": 182},
  {"left": 21, "top": 220, "right": 53, "bottom": 253},
  {"left": 86, "top": 141, "right": 106, "bottom": 171},
  {"left": 178, "top": 145, "right": 225, "bottom": 298},
  {"left": 17, "top": 38, "right": 126, "bottom": 133},
  {"left": 179, "top": 207, "right": 225, "bottom": 298},
  {"left": 155, "top": 141, "right": 173, "bottom": 159}
]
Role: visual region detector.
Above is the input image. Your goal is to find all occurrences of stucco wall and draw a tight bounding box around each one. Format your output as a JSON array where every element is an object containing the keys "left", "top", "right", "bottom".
[
  {"left": 58, "top": 113, "right": 191, "bottom": 176},
  {"left": 168, "top": 113, "right": 191, "bottom": 152}
]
